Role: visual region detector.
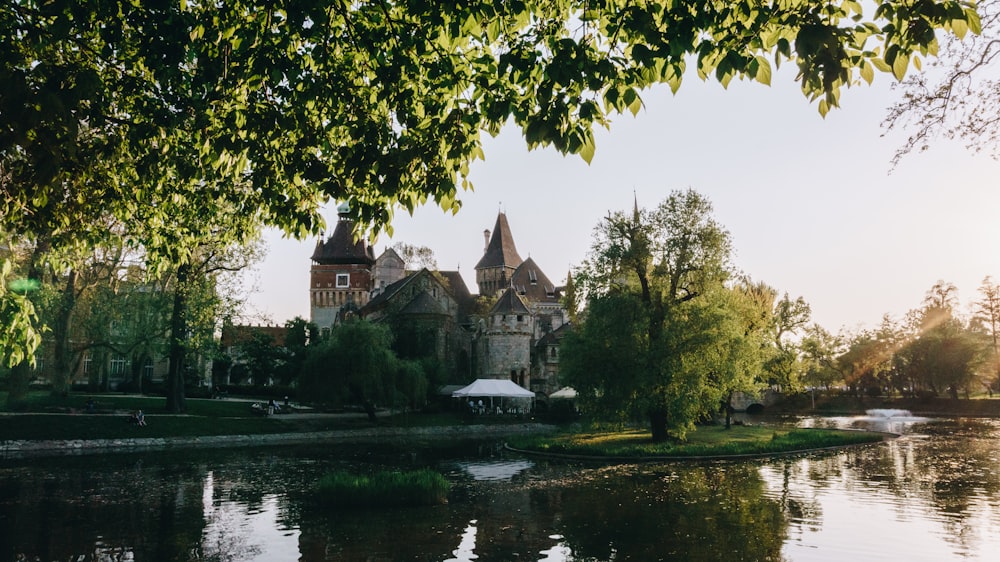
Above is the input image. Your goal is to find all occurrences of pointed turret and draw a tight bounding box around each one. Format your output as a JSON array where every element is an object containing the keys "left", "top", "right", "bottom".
[
  {"left": 475, "top": 212, "right": 523, "bottom": 296},
  {"left": 309, "top": 203, "right": 375, "bottom": 331},
  {"left": 311, "top": 203, "right": 375, "bottom": 266}
]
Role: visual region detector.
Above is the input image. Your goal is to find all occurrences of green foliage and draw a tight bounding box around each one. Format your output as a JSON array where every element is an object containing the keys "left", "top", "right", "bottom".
[
  {"left": 237, "top": 331, "right": 284, "bottom": 384},
  {"left": 0, "top": 0, "right": 982, "bottom": 364},
  {"left": 895, "top": 318, "right": 986, "bottom": 398},
  {"left": 276, "top": 316, "right": 319, "bottom": 385},
  {"left": 315, "top": 469, "right": 449, "bottom": 508},
  {"left": 835, "top": 282, "right": 992, "bottom": 398},
  {"left": 800, "top": 324, "right": 846, "bottom": 390},
  {"left": 0, "top": 258, "right": 42, "bottom": 368},
  {"left": 299, "top": 319, "right": 428, "bottom": 411},
  {"left": 564, "top": 190, "right": 765, "bottom": 440}
]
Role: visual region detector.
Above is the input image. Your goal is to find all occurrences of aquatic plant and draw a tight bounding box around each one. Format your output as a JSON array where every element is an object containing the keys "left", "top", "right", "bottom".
[{"left": 315, "top": 469, "right": 449, "bottom": 507}]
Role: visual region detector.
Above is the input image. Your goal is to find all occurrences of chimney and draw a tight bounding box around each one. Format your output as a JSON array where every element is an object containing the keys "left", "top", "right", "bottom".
[{"left": 483, "top": 229, "right": 490, "bottom": 252}]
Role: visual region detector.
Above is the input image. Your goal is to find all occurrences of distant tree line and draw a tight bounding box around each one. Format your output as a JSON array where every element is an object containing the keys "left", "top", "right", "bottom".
[{"left": 559, "top": 190, "right": 999, "bottom": 442}]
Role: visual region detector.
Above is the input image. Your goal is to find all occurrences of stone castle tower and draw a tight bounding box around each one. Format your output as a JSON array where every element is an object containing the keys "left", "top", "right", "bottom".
[
  {"left": 309, "top": 204, "right": 375, "bottom": 332},
  {"left": 477, "top": 288, "right": 534, "bottom": 386},
  {"left": 474, "top": 212, "right": 523, "bottom": 296}
]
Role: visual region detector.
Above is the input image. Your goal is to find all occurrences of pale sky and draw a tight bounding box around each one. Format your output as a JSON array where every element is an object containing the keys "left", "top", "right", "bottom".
[{"left": 241, "top": 69, "right": 1000, "bottom": 335}]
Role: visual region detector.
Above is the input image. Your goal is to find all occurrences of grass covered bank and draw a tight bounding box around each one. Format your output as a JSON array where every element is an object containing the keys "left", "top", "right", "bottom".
[
  {"left": 0, "top": 392, "right": 545, "bottom": 442},
  {"left": 508, "top": 425, "right": 886, "bottom": 460}
]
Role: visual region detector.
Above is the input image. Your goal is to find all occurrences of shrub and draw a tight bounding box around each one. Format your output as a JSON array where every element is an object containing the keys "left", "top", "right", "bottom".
[{"left": 315, "top": 469, "right": 449, "bottom": 508}]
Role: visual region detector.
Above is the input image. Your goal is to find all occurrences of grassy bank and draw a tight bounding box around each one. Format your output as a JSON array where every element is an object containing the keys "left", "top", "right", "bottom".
[
  {"left": 0, "top": 392, "right": 539, "bottom": 441},
  {"left": 508, "top": 425, "right": 885, "bottom": 459},
  {"left": 768, "top": 394, "right": 1000, "bottom": 417},
  {"left": 315, "top": 469, "right": 450, "bottom": 507}
]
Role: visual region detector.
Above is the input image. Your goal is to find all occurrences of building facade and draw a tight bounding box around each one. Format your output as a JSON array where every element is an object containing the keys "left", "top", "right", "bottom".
[
  {"left": 309, "top": 209, "right": 569, "bottom": 401},
  {"left": 309, "top": 203, "right": 376, "bottom": 333}
]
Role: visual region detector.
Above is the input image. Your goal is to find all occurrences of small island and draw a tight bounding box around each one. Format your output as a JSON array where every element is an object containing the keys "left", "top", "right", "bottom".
[{"left": 508, "top": 425, "right": 887, "bottom": 461}]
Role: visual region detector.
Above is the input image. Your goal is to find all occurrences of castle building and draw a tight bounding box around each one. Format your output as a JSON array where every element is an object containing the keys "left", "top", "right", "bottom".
[
  {"left": 313, "top": 208, "right": 569, "bottom": 401},
  {"left": 309, "top": 203, "right": 376, "bottom": 333}
]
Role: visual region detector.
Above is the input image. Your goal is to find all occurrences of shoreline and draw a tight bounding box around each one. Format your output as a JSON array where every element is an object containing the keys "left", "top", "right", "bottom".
[
  {"left": 506, "top": 429, "right": 897, "bottom": 464},
  {"left": 766, "top": 395, "right": 1000, "bottom": 419},
  {"left": 0, "top": 423, "right": 560, "bottom": 459}
]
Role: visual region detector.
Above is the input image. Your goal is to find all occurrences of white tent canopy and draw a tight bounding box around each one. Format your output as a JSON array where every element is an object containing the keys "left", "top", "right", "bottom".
[{"left": 452, "top": 379, "right": 535, "bottom": 398}]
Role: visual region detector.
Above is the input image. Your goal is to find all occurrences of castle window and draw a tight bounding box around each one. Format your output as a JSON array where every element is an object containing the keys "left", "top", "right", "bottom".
[
  {"left": 529, "top": 270, "right": 537, "bottom": 285},
  {"left": 336, "top": 274, "right": 350, "bottom": 288},
  {"left": 517, "top": 315, "right": 524, "bottom": 322}
]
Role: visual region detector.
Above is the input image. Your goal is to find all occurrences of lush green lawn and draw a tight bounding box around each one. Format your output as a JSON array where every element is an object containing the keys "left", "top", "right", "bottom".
[
  {"left": 507, "top": 425, "right": 885, "bottom": 458},
  {"left": 0, "top": 391, "right": 257, "bottom": 416},
  {"left": 0, "top": 391, "right": 396, "bottom": 441}
]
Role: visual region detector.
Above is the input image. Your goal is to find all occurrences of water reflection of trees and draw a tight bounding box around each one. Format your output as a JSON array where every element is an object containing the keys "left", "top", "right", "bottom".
[
  {"left": 761, "top": 418, "right": 1000, "bottom": 557},
  {"left": 542, "top": 463, "right": 789, "bottom": 561},
  {"left": 0, "top": 455, "right": 206, "bottom": 560}
]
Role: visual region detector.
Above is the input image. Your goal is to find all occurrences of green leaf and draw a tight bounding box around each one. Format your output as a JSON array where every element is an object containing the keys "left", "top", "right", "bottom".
[
  {"left": 891, "top": 53, "right": 908, "bottom": 80},
  {"left": 859, "top": 61, "right": 874, "bottom": 84},
  {"left": 627, "top": 92, "right": 642, "bottom": 117},
  {"left": 579, "top": 138, "right": 595, "bottom": 164},
  {"left": 951, "top": 18, "right": 969, "bottom": 40},
  {"left": 754, "top": 56, "right": 772, "bottom": 86},
  {"left": 967, "top": 8, "right": 982, "bottom": 35},
  {"left": 871, "top": 57, "right": 891, "bottom": 73}
]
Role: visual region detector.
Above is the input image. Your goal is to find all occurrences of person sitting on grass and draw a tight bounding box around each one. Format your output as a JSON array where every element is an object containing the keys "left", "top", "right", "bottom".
[{"left": 129, "top": 410, "right": 147, "bottom": 426}]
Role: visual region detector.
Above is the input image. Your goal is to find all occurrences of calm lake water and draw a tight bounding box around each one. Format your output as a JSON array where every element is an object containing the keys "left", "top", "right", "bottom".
[{"left": 2, "top": 415, "right": 999, "bottom": 561}]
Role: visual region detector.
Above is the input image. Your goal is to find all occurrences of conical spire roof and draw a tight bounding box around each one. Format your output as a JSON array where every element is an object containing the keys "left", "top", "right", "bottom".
[
  {"left": 490, "top": 287, "right": 531, "bottom": 316},
  {"left": 311, "top": 207, "right": 375, "bottom": 265},
  {"left": 474, "top": 212, "right": 523, "bottom": 270}
]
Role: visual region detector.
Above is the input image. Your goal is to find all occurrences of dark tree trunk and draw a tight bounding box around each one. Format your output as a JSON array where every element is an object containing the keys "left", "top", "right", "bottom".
[
  {"left": 50, "top": 269, "right": 77, "bottom": 395},
  {"left": 166, "top": 264, "right": 190, "bottom": 413},
  {"left": 649, "top": 409, "right": 669, "bottom": 442},
  {"left": 5, "top": 363, "right": 31, "bottom": 409},
  {"left": 724, "top": 391, "right": 734, "bottom": 430}
]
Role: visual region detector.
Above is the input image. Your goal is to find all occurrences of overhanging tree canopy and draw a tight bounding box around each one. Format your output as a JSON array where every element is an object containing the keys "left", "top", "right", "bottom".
[{"left": 0, "top": 0, "right": 983, "bottom": 363}]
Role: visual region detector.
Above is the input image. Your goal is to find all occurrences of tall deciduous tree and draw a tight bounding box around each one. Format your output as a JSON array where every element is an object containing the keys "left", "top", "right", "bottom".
[
  {"left": 163, "top": 236, "right": 262, "bottom": 413},
  {"left": 0, "top": 0, "right": 982, "bottom": 361},
  {"left": 299, "top": 319, "right": 427, "bottom": 419},
  {"left": 564, "top": 189, "right": 738, "bottom": 441},
  {"left": 801, "top": 324, "right": 847, "bottom": 392},
  {"left": 895, "top": 282, "right": 987, "bottom": 397},
  {"left": 839, "top": 317, "right": 902, "bottom": 397},
  {"left": 974, "top": 276, "right": 1000, "bottom": 391},
  {"left": 277, "top": 316, "right": 319, "bottom": 386},
  {"left": 764, "top": 292, "right": 813, "bottom": 392}
]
